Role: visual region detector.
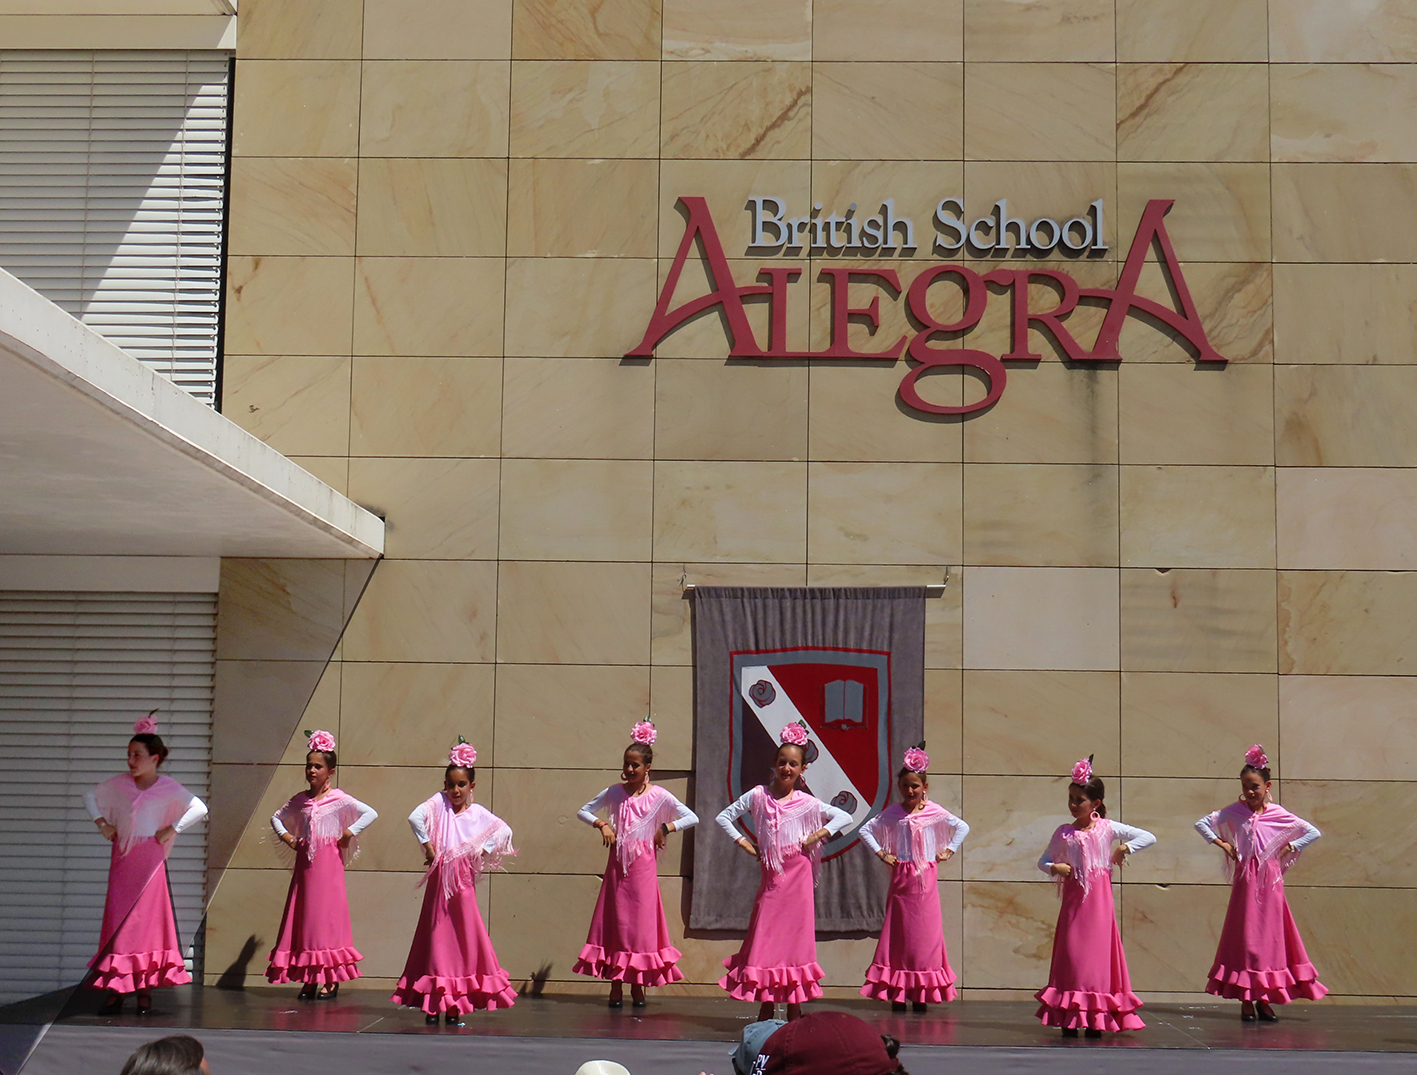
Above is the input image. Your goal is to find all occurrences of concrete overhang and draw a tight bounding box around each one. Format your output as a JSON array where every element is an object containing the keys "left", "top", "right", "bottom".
[{"left": 0, "top": 267, "right": 384, "bottom": 559}]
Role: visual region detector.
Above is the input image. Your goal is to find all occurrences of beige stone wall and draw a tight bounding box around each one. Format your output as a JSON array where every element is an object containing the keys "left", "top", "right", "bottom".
[{"left": 208, "top": 0, "right": 1417, "bottom": 999}]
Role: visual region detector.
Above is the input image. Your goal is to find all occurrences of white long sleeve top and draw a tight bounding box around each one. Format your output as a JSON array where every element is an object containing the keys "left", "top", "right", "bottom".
[
  {"left": 577, "top": 786, "right": 700, "bottom": 831},
  {"left": 408, "top": 800, "right": 510, "bottom": 851},
  {"left": 1195, "top": 802, "right": 1320, "bottom": 855},
  {"left": 84, "top": 784, "right": 207, "bottom": 836},
  {"left": 714, "top": 788, "right": 853, "bottom": 841},
  {"left": 859, "top": 805, "right": 969, "bottom": 859},
  {"left": 1037, "top": 820, "right": 1156, "bottom": 874},
  {"left": 269, "top": 793, "right": 378, "bottom": 838}
]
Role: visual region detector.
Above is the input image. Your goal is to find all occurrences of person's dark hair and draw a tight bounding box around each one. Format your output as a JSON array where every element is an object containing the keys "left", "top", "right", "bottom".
[
  {"left": 129, "top": 733, "right": 169, "bottom": 765},
  {"left": 625, "top": 741, "right": 653, "bottom": 767},
  {"left": 1070, "top": 774, "right": 1109, "bottom": 819},
  {"left": 1241, "top": 762, "right": 1272, "bottom": 784},
  {"left": 880, "top": 1032, "right": 909, "bottom": 1075},
  {"left": 897, "top": 766, "right": 927, "bottom": 781},
  {"left": 445, "top": 763, "right": 475, "bottom": 783},
  {"left": 306, "top": 747, "right": 337, "bottom": 770},
  {"left": 119, "top": 1035, "right": 204, "bottom": 1075}
]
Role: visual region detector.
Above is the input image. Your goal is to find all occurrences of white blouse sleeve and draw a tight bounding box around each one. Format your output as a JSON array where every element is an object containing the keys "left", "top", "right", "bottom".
[
  {"left": 346, "top": 797, "right": 378, "bottom": 836},
  {"left": 1291, "top": 818, "right": 1321, "bottom": 853},
  {"left": 408, "top": 803, "right": 430, "bottom": 844},
  {"left": 1195, "top": 811, "right": 1222, "bottom": 843},
  {"left": 666, "top": 793, "right": 699, "bottom": 832},
  {"left": 83, "top": 789, "right": 102, "bottom": 821},
  {"left": 577, "top": 788, "right": 611, "bottom": 827},
  {"left": 1111, "top": 821, "right": 1157, "bottom": 855},
  {"left": 858, "top": 814, "right": 885, "bottom": 855},
  {"left": 173, "top": 796, "right": 208, "bottom": 833},
  {"left": 1038, "top": 829, "right": 1066, "bottom": 875},
  {"left": 820, "top": 801, "right": 853, "bottom": 836},
  {"left": 270, "top": 810, "right": 289, "bottom": 837},
  {"left": 944, "top": 815, "right": 970, "bottom": 853},
  {"left": 715, "top": 790, "right": 756, "bottom": 840}
]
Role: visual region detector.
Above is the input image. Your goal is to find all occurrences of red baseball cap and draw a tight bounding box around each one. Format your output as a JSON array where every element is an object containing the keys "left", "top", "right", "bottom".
[{"left": 758, "top": 1012, "right": 897, "bottom": 1075}]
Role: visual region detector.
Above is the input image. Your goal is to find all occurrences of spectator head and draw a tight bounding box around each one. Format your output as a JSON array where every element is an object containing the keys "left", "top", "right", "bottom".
[
  {"left": 119, "top": 1036, "right": 208, "bottom": 1075},
  {"left": 573, "top": 1063, "right": 631, "bottom": 1075},
  {"left": 731, "top": 1019, "right": 786, "bottom": 1075},
  {"left": 756, "top": 1012, "right": 907, "bottom": 1075}
]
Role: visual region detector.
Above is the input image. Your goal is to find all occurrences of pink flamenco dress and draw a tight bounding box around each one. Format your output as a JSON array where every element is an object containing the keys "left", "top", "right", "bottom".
[
  {"left": 1196, "top": 801, "right": 1327, "bottom": 1004},
  {"left": 391, "top": 795, "right": 519, "bottom": 1014},
  {"left": 716, "top": 786, "right": 853, "bottom": 1004},
  {"left": 1035, "top": 817, "right": 1155, "bottom": 1032},
  {"left": 858, "top": 802, "right": 969, "bottom": 1005},
  {"left": 265, "top": 789, "right": 377, "bottom": 987},
  {"left": 84, "top": 774, "right": 207, "bottom": 994},
  {"left": 574, "top": 784, "right": 700, "bottom": 988}
]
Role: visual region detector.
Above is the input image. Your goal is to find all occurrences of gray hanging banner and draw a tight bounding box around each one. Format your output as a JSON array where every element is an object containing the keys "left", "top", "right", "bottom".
[{"left": 689, "top": 586, "right": 926, "bottom": 932}]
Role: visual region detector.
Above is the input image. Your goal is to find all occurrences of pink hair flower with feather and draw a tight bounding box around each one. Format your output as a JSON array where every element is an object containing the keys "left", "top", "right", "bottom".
[
  {"left": 307, "top": 729, "right": 336, "bottom": 754},
  {"left": 133, "top": 711, "right": 158, "bottom": 736},
  {"left": 903, "top": 747, "right": 929, "bottom": 773},
  {"left": 630, "top": 720, "right": 657, "bottom": 746},
  {"left": 1245, "top": 744, "right": 1268, "bottom": 769},
  {"left": 449, "top": 739, "right": 478, "bottom": 768},
  {"left": 1070, "top": 756, "right": 1093, "bottom": 785},
  {"left": 780, "top": 721, "right": 809, "bottom": 748}
]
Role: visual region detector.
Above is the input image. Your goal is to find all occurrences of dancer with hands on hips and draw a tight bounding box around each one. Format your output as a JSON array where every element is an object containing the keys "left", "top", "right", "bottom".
[
  {"left": 716, "top": 721, "right": 852, "bottom": 1023},
  {"left": 859, "top": 744, "right": 968, "bottom": 1013},
  {"left": 574, "top": 720, "right": 698, "bottom": 1009},
  {"left": 1196, "top": 745, "right": 1326, "bottom": 1022},
  {"left": 1035, "top": 755, "right": 1155, "bottom": 1038}
]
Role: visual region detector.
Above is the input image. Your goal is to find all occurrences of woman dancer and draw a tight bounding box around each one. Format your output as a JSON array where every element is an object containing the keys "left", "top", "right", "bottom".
[
  {"left": 859, "top": 745, "right": 968, "bottom": 1013},
  {"left": 392, "top": 738, "right": 517, "bottom": 1024},
  {"left": 717, "top": 722, "right": 853, "bottom": 1022},
  {"left": 85, "top": 713, "right": 208, "bottom": 1014},
  {"left": 266, "top": 730, "right": 377, "bottom": 998},
  {"left": 1196, "top": 745, "right": 1326, "bottom": 1021},
  {"left": 1036, "top": 756, "right": 1155, "bottom": 1037},
  {"left": 575, "top": 720, "right": 699, "bottom": 1009}
]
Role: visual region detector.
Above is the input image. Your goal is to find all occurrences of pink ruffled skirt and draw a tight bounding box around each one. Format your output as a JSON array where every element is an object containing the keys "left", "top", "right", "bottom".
[
  {"left": 574, "top": 849, "right": 684, "bottom": 987},
  {"left": 720, "top": 853, "right": 823, "bottom": 1004},
  {"left": 266, "top": 842, "right": 362, "bottom": 986},
  {"left": 391, "top": 864, "right": 517, "bottom": 1014},
  {"left": 1035, "top": 870, "right": 1144, "bottom": 1032},
  {"left": 89, "top": 838, "right": 190, "bottom": 993},
  {"left": 1206, "top": 860, "right": 1327, "bottom": 1004},
  {"left": 861, "top": 861, "right": 957, "bottom": 1005}
]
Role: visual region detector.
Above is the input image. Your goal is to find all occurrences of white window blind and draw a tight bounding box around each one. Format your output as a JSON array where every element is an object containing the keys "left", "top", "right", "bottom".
[
  {"left": 0, "top": 51, "right": 230, "bottom": 406},
  {"left": 0, "top": 592, "right": 216, "bottom": 1005}
]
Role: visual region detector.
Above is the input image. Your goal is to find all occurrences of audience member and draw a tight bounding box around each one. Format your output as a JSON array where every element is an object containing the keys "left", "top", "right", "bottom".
[{"left": 118, "top": 1035, "right": 209, "bottom": 1075}]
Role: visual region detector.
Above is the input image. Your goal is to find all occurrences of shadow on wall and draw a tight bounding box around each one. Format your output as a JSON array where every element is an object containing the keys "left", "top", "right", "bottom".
[
  {"left": 520, "top": 964, "right": 553, "bottom": 998},
  {"left": 214, "top": 934, "right": 260, "bottom": 990}
]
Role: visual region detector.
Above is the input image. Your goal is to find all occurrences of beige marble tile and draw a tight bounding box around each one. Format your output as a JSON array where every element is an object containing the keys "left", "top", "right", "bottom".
[
  {"left": 963, "top": 670, "right": 1118, "bottom": 776},
  {"left": 963, "top": 365, "right": 1118, "bottom": 465},
  {"left": 340, "top": 764, "right": 453, "bottom": 872},
  {"left": 1279, "top": 570, "right": 1417, "bottom": 676},
  {"left": 808, "top": 360, "right": 963, "bottom": 463},
  {"left": 286, "top": 456, "right": 348, "bottom": 493},
  {"left": 1273, "top": 164, "right": 1417, "bottom": 263},
  {"left": 961, "top": 160, "right": 1118, "bottom": 256},
  {"left": 1118, "top": 0, "right": 1267, "bottom": 62},
  {"left": 492, "top": 665, "right": 651, "bottom": 769},
  {"left": 341, "top": 560, "right": 498, "bottom": 663},
  {"left": 647, "top": 665, "right": 694, "bottom": 770},
  {"left": 964, "top": 0, "right": 1113, "bottom": 62},
  {"left": 1120, "top": 568, "right": 1276, "bottom": 673},
  {"left": 961, "top": 879, "right": 1060, "bottom": 989},
  {"left": 660, "top": 61, "right": 811, "bottom": 159},
  {"left": 805, "top": 564, "right": 964, "bottom": 671},
  {"left": 1117, "top": 163, "right": 1271, "bottom": 262},
  {"left": 203, "top": 865, "right": 293, "bottom": 981},
  {"left": 964, "top": 463, "right": 1118, "bottom": 568},
  {"left": 653, "top": 360, "right": 807, "bottom": 461},
  {"left": 964, "top": 64, "right": 1115, "bottom": 162},
  {"left": 504, "top": 257, "right": 658, "bottom": 358},
  {"left": 217, "top": 559, "right": 348, "bottom": 661},
  {"left": 1118, "top": 365, "right": 1272, "bottom": 466},
  {"left": 338, "top": 662, "right": 495, "bottom": 767},
  {"left": 215, "top": 763, "right": 300, "bottom": 871},
  {"left": 1274, "top": 264, "right": 1417, "bottom": 365},
  {"left": 238, "top": 0, "right": 363, "bottom": 59},
  {"left": 656, "top": 158, "right": 811, "bottom": 257},
  {"left": 510, "top": 60, "right": 660, "bottom": 157},
  {"left": 233, "top": 60, "right": 360, "bottom": 157},
  {"left": 653, "top": 460, "right": 807, "bottom": 563},
  {"left": 352, "top": 257, "right": 504, "bottom": 357},
  {"left": 224, "top": 256, "right": 354, "bottom": 357},
  {"left": 1121, "top": 672, "right": 1277, "bottom": 779},
  {"left": 649, "top": 562, "right": 807, "bottom": 667},
  {"left": 813, "top": 0, "right": 963, "bottom": 62},
  {"left": 1286, "top": 886, "right": 1417, "bottom": 996},
  {"left": 1270, "top": 0, "right": 1417, "bottom": 63},
  {"left": 1274, "top": 64, "right": 1417, "bottom": 164},
  {"left": 346, "top": 458, "right": 500, "bottom": 559},
  {"left": 812, "top": 63, "right": 963, "bottom": 161},
  {"left": 1117, "top": 261, "right": 1273, "bottom": 366},
  {"left": 512, "top": 0, "right": 661, "bottom": 60},
  {"left": 808, "top": 462, "right": 963, "bottom": 565},
  {"left": 1119, "top": 465, "right": 1275, "bottom": 569},
  {"left": 1284, "top": 780, "right": 1417, "bottom": 888},
  {"left": 963, "top": 775, "right": 1079, "bottom": 881},
  {"left": 359, "top": 60, "right": 510, "bottom": 157},
  {"left": 1278, "top": 468, "right": 1417, "bottom": 571},
  {"left": 502, "top": 358, "right": 655, "bottom": 459},
  {"left": 662, "top": 0, "right": 809, "bottom": 60},
  {"left": 1281, "top": 675, "right": 1417, "bottom": 781},
  {"left": 212, "top": 660, "right": 326, "bottom": 765},
  {"left": 363, "top": 0, "right": 511, "bottom": 59},
  {"left": 1118, "top": 776, "right": 1253, "bottom": 885},
  {"left": 222, "top": 355, "right": 350, "bottom": 456},
  {"left": 356, "top": 158, "right": 507, "bottom": 257},
  {"left": 274, "top": 662, "right": 341, "bottom": 765},
  {"left": 226, "top": 154, "right": 352, "bottom": 253},
  {"left": 1117, "top": 64, "right": 1268, "bottom": 162},
  {"left": 344, "top": 870, "right": 427, "bottom": 976},
  {"left": 486, "top": 872, "right": 603, "bottom": 981},
  {"left": 348, "top": 357, "right": 502, "bottom": 457},
  {"left": 964, "top": 566, "right": 1119, "bottom": 671},
  {"left": 507, "top": 159, "right": 659, "bottom": 257},
  {"left": 1276, "top": 366, "right": 1417, "bottom": 467},
  {"left": 924, "top": 668, "right": 964, "bottom": 776},
  {"left": 1121, "top": 882, "right": 1228, "bottom": 994},
  {"left": 496, "top": 560, "right": 652, "bottom": 664},
  {"left": 499, "top": 459, "right": 654, "bottom": 561}
]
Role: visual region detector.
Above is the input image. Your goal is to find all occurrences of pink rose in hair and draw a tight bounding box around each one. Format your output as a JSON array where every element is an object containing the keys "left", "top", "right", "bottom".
[
  {"left": 449, "top": 741, "right": 478, "bottom": 768},
  {"left": 780, "top": 722, "right": 809, "bottom": 748},
  {"left": 308, "top": 729, "right": 336, "bottom": 754},
  {"left": 903, "top": 747, "right": 929, "bottom": 773},
  {"left": 631, "top": 720, "right": 657, "bottom": 746},
  {"left": 1245, "top": 744, "right": 1268, "bottom": 769},
  {"left": 1071, "top": 756, "right": 1093, "bottom": 785},
  {"left": 133, "top": 713, "right": 158, "bottom": 736}
]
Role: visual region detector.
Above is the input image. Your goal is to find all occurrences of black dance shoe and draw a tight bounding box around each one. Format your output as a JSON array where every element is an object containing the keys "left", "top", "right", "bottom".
[
  {"left": 891, "top": 1001, "right": 907, "bottom": 1013},
  {"left": 912, "top": 1002, "right": 927, "bottom": 1013}
]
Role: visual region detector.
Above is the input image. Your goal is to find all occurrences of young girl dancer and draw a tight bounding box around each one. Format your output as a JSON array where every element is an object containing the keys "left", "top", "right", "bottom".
[
  {"left": 1036, "top": 756, "right": 1155, "bottom": 1037},
  {"left": 716, "top": 721, "right": 853, "bottom": 1022},
  {"left": 266, "top": 730, "right": 378, "bottom": 998},
  {"left": 85, "top": 713, "right": 208, "bottom": 1014},
  {"left": 575, "top": 720, "right": 699, "bottom": 1009},
  {"left": 392, "top": 738, "right": 518, "bottom": 1024},
  {"left": 859, "top": 745, "right": 969, "bottom": 1013},
  {"left": 1196, "top": 745, "right": 1326, "bottom": 1021}
]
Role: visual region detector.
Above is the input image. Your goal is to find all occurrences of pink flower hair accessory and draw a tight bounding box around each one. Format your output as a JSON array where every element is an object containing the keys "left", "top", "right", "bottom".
[
  {"left": 449, "top": 737, "right": 477, "bottom": 768},
  {"left": 630, "top": 720, "right": 657, "bottom": 746},
  {"left": 133, "top": 710, "right": 159, "bottom": 736},
  {"left": 1245, "top": 744, "right": 1269, "bottom": 769},
  {"left": 1070, "top": 755, "right": 1094, "bottom": 786},
  {"left": 306, "top": 729, "right": 336, "bottom": 754},
  {"left": 780, "top": 721, "right": 809, "bottom": 748},
  {"left": 903, "top": 744, "right": 929, "bottom": 773}
]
